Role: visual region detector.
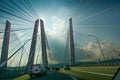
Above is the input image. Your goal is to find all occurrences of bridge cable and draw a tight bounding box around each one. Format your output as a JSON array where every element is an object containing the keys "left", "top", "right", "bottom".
[
  {"left": 0, "top": 0, "right": 35, "bottom": 22},
  {"left": 25, "top": 0, "right": 39, "bottom": 18},
  {"left": 8, "top": 30, "right": 32, "bottom": 56},
  {"left": 0, "top": 39, "right": 30, "bottom": 68},
  {"left": 8, "top": 0, "right": 35, "bottom": 21},
  {"left": 19, "top": 0, "right": 37, "bottom": 19},
  {"left": 0, "top": 16, "right": 31, "bottom": 24},
  {"left": 0, "top": 8, "right": 33, "bottom": 23},
  {"left": 64, "top": 27, "right": 70, "bottom": 65}
]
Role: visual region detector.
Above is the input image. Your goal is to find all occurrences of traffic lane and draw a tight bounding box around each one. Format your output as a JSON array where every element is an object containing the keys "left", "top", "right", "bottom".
[{"left": 29, "top": 71, "right": 78, "bottom": 80}]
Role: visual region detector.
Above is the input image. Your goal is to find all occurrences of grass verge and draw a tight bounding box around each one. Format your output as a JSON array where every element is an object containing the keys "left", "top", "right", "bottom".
[{"left": 59, "top": 66, "right": 119, "bottom": 80}]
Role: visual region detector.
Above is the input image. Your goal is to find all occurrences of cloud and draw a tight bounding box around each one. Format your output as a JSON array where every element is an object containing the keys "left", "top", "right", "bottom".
[
  {"left": 46, "top": 16, "right": 67, "bottom": 43},
  {"left": 79, "top": 40, "right": 115, "bottom": 59},
  {"left": 0, "top": 39, "right": 3, "bottom": 45},
  {"left": 46, "top": 49, "right": 58, "bottom": 64},
  {"left": 15, "top": 31, "right": 23, "bottom": 38},
  {"left": 101, "top": 40, "right": 111, "bottom": 49}
]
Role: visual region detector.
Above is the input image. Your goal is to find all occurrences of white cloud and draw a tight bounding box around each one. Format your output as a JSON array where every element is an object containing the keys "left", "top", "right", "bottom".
[
  {"left": 47, "top": 49, "right": 58, "bottom": 64},
  {"left": 46, "top": 16, "right": 67, "bottom": 43},
  {"left": 79, "top": 40, "right": 116, "bottom": 59},
  {"left": 0, "top": 39, "right": 3, "bottom": 45},
  {"left": 14, "top": 31, "right": 26, "bottom": 43},
  {"left": 101, "top": 40, "right": 111, "bottom": 49},
  {"left": 15, "top": 31, "right": 23, "bottom": 38}
]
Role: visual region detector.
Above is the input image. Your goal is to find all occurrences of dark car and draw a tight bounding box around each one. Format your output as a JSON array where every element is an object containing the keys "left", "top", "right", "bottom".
[
  {"left": 63, "top": 65, "right": 70, "bottom": 70},
  {"left": 55, "top": 67, "right": 60, "bottom": 71}
]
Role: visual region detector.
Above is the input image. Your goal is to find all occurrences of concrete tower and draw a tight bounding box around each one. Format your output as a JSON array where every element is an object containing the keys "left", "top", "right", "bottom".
[
  {"left": 69, "top": 18, "right": 75, "bottom": 65},
  {"left": 27, "top": 19, "right": 39, "bottom": 68},
  {"left": 0, "top": 21, "right": 11, "bottom": 68},
  {"left": 40, "top": 19, "right": 48, "bottom": 67}
]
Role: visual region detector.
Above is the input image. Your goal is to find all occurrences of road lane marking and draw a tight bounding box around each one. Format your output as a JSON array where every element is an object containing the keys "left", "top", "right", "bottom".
[
  {"left": 73, "top": 69, "right": 113, "bottom": 76},
  {"left": 70, "top": 75, "right": 78, "bottom": 80}
]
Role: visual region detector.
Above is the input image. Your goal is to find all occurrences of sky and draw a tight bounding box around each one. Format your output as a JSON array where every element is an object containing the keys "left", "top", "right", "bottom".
[
  {"left": 0, "top": 0, "right": 120, "bottom": 66},
  {"left": 30, "top": 0, "right": 120, "bottom": 44}
]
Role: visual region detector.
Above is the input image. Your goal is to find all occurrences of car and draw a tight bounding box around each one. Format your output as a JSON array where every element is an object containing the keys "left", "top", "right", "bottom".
[
  {"left": 63, "top": 65, "right": 70, "bottom": 70},
  {"left": 28, "top": 64, "right": 46, "bottom": 78},
  {"left": 50, "top": 66, "right": 60, "bottom": 71},
  {"left": 54, "top": 67, "right": 60, "bottom": 71}
]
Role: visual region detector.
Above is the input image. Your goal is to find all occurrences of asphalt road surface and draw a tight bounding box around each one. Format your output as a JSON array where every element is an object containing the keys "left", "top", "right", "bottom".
[{"left": 29, "top": 71, "right": 79, "bottom": 80}]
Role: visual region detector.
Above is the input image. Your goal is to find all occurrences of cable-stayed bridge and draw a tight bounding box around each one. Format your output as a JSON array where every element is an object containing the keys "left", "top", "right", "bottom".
[
  {"left": 0, "top": 18, "right": 75, "bottom": 67},
  {"left": 0, "top": 0, "right": 76, "bottom": 79}
]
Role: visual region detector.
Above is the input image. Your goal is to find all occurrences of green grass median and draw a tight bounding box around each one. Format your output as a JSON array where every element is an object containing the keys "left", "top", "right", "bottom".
[{"left": 60, "top": 66, "right": 119, "bottom": 80}]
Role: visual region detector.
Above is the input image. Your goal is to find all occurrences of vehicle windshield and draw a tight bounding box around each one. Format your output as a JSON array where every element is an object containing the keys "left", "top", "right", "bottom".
[{"left": 0, "top": 0, "right": 120, "bottom": 80}]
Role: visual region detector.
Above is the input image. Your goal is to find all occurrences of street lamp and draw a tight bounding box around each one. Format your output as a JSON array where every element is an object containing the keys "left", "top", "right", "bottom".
[{"left": 88, "top": 35, "right": 106, "bottom": 61}]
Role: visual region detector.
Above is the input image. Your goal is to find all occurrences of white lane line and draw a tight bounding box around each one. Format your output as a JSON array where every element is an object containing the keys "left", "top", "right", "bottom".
[
  {"left": 73, "top": 69, "right": 113, "bottom": 76},
  {"left": 70, "top": 75, "right": 78, "bottom": 80}
]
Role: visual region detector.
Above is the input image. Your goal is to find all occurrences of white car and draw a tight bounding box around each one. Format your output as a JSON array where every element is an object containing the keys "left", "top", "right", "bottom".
[{"left": 28, "top": 64, "right": 46, "bottom": 78}]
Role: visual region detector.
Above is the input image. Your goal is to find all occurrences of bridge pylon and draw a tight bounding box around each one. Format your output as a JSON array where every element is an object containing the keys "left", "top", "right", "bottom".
[
  {"left": 40, "top": 19, "right": 48, "bottom": 67},
  {"left": 69, "top": 18, "right": 75, "bottom": 66},
  {"left": 0, "top": 21, "right": 11, "bottom": 68},
  {"left": 27, "top": 19, "right": 39, "bottom": 68}
]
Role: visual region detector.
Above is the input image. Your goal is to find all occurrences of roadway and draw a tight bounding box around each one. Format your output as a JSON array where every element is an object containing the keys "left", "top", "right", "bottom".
[{"left": 14, "top": 71, "right": 79, "bottom": 80}]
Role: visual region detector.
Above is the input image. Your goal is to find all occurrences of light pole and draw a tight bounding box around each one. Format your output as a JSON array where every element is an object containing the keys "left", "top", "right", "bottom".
[{"left": 88, "top": 35, "right": 106, "bottom": 61}]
